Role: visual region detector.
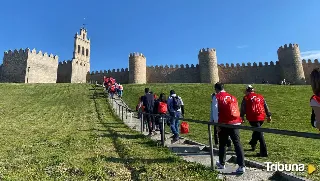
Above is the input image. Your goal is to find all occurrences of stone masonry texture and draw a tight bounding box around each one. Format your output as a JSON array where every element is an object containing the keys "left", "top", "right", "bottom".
[
  {"left": 0, "top": 28, "right": 90, "bottom": 84},
  {"left": 198, "top": 48, "right": 219, "bottom": 83},
  {"left": 128, "top": 53, "right": 146, "bottom": 84},
  {"left": 88, "top": 44, "right": 319, "bottom": 85},
  {"left": 0, "top": 29, "right": 318, "bottom": 86}
]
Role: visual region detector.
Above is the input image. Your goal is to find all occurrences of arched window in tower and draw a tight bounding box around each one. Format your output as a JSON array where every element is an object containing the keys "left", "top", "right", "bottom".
[
  {"left": 83, "top": 34, "right": 85, "bottom": 39},
  {"left": 86, "top": 49, "right": 89, "bottom": 57},
  {"left": 82, "top": 47, "right": 84, "bottom": 55},
  {"left": 78, "top": 45, "right": 80, "bottom": 53}
]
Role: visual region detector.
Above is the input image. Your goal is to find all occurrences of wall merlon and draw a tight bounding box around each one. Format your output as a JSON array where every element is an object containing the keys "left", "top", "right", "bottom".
[
  {"left": 180, "top": 64, "right": 184, "bottom": 68},
  {"left": 99, "top": 70, "right": 103, "bottom": 74},
  {"left": 170, "top": 64, "right": 174, "bottom": 68},
  {"left": 199, "top": 48, "right": 216, "bottom": 54},
  {"left": 165, "top": 65, "right": 169, "bottom": 68},
  {"left": 121, "top": 68, "right": 125, "bottom": 72},
  {"left": 276, "top": 61, "right": 279, "bottom": 65},
  {"left": 253, "top": 62, "right": 257, "bottom": 67},
  {"left": 236, "top": 63, "right": 240, "bottom": 67},
  {"left": 247, "top": 62, "right": 252, "bottom": 67},
  {"left": 219, "top": 64, "right": 225, "bottom": 68},
  {"left": 302, "top": 59, "right": 306, "bottom": 64},
  {"left": 129, "top": 52, "right": 145, "bottom": 58},
  {"left": 315, "top": 59, "right": 319, "bottom": 63},
  {"left": 125, "top": 68, "right": 128, "bottom": 72},
  {"left": 117, "top": 68, "right": 120, "bottom": 72},
  {"left": 264, "top": 62, "right": 269, "bottom": 66},
  {"left": 112, "top": 69, "right": 115, "bottom": 72},
  {"left": 175, "top": 64, "right": 179, "bottom": 68},
  {"left": 277, "top": 43, "right": 299, "bottom": 53},
  {"left": 185, "top": 64, "right": 190, "bottom": 68},
  {"left": 191, "top": 64, "right": 195, "bottom": 68}
]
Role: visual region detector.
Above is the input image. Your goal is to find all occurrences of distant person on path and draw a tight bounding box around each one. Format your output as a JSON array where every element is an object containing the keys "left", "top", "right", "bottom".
[
  {"left": 211, "top": 82, "right": 245, "bottom": 174},
  {"left": 167, "top": 90, "right": 184, "bottom": 142},
  {"left": 109, "top": 84, "right": 116, "bottom": 99},
  {"left": 240, "top": 85, "right": 272, "bottom": 157},
  {"left": 211, "top": 92, "right": 232, "bottom": 150},
  {"left": 118, "top": 83, "right": 123, "bottom": 98},
  {"left": 141, "top": 88, "right": 155, "bottom": 136},
  {"left": 309, "top": 68, "right": 320, "bottom": 130}
]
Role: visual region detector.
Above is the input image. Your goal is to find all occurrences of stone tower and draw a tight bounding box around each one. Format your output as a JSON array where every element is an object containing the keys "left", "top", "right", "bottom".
[
  {"left": 277, "top": 43, "right": 306, "bottom": 85},
  {"left": 128, "top": 52, "right": 146, "bottom": 84},
  {"left": 73, "top": 27, "right": 90, "bottom": 73},
  {"left": 198, "top": 48, "right": 219, "bottom": 83}
]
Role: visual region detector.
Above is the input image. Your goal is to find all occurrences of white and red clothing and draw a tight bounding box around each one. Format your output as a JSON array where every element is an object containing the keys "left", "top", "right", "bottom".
[{"left": 210, "top": 90, "right": 242, "bottom": 125}]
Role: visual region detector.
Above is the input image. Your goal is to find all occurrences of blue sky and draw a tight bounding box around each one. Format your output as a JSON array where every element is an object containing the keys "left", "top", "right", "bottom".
[{"left": 1, "top": 0, "right": 320, "bottom": 72}]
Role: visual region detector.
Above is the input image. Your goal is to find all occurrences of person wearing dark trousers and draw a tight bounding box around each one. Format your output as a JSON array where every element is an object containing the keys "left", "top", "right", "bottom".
[
  {"left": 211, "top": 92, "right": 232, "bottom": 150},
  {"left": 240, "top": 85, "right": 272, "bottom": 157},
  {"left": 213, "top": 126, "right": 232, "bottom": 150},
  {"left": 211, "top": 82, "right": 245, "bottom": 174},
  {"left": 141, "top": 88, "right": 155, "bottom": 136}
]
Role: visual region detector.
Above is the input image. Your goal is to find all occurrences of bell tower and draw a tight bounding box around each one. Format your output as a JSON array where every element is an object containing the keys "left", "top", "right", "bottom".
[{"left": 73, "top": 27, "right": 90, "bottom": 72}]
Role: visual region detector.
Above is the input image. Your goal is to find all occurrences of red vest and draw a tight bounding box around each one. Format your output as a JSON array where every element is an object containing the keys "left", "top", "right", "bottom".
[
  {"left": 244, "top": 92, "right": 266, "bottom": 121},
  {"left": 215, "top": 92, "right": 242, "bottom": 124},
  {"left": 311, "top": 95, "right": 320, "bottom": 104}
]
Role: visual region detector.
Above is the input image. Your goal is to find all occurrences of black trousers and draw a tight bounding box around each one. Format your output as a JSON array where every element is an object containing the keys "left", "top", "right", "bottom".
[
  {"left": 144, "top": 109, "right": 154, "bottom": 133},
  {"left": 214, "top": 126, "right": 231, "bottom": 147},
  {"left": 218, "top": 127, "right": 245, "bottom": 166},
  {"left": 249, "top": 121, "right": 268, "bottom": 155}
]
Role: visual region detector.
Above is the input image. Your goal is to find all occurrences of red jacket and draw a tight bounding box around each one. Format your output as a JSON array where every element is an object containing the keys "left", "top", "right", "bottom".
[
  {"left": 243, "top": 92, "right": 266, "bottom": 121},
  {"left": 215, "top": 92, "right": 242, "bottom": 124},
  {"left": 311, "top": 95, "right": 320, "bottom": 103}
]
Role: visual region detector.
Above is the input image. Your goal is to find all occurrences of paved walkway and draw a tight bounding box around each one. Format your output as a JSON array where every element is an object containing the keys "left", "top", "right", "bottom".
[{"left": 107, "top": 95, "right": 283, "bottom": 181}]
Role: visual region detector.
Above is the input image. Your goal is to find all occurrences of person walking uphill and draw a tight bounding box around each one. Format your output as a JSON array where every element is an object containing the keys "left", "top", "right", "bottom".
[
  {"left": 309, "top": 68, "right": 320, "bottom": 131},
  {"left": 141, "top": 88, "right": 155, "bottom": 136},
  {"left": 211, "top": 82, "right": 245, "bottom": 174},
  {"left": 167, "top": 90, "right": 184, "bottom": 142},
  {"left": 240, "top": 85, "right": 272, "bottom": 157}
]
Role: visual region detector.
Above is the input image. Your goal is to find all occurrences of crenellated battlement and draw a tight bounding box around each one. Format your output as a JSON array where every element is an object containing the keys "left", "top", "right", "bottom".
[
  {"left": 129, "top": 52, "right": 145, "bottom": 58},
  {"left": 145, "top": 63, "right": 199, "bottom": 71},
  {"left": 4, "top": 48, "right": 59, "bottom": 62},
  {"left": 198, "top": 48, "right": 216, "bottom": 54},
  {"left": 219, "top": 61, "right": 278, "bottom": 68},
  {"left": 302, "top": 59, "right": 319, "bottom": 64},
  {"left": 277, "top": 43, "right": 299, "bottom": 53}
]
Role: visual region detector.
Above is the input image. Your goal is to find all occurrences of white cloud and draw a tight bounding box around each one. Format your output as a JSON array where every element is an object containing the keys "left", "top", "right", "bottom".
[
  {"left": 300, "top": 50, "right": 320, "bottom": 60},
  {"left": 236, "top": 45, "right": 248, "bottom": 49}
]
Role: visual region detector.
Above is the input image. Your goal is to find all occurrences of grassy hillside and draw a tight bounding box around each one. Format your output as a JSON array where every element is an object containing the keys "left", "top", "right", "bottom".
[
  {"left": 0, "top": 83, "right": 218, "bottom": 180},
  {"left": 122, "top": 83, "right": 320, "bottom": 179}
]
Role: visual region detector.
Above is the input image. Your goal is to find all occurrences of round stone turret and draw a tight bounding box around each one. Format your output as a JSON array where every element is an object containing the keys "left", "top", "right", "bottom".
[
  {"left": 128, "top": 52, "right": 146, "bottom": 84},
  {"left": 277, "top": 43, "right": 306, "bottom": 85},
  {"left": 198, "top": 48, "right": 219, "bottom": 83}
]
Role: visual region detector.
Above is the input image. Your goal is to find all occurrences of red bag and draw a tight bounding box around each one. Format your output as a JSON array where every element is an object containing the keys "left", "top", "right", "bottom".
[
  {"left": 180, "top": 121, "right": 189, "bottom": 134},
  {"left": 158, "top": 102, "right": 168, "bottom": 114}
]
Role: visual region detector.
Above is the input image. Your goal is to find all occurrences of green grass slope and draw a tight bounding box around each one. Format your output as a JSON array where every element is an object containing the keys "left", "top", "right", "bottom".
[
  {"left": 0, "top": 83, "right": 217, "bottom": 180},
  {"left": 122, "top": 83, "right": 320, "bottom": 179}
]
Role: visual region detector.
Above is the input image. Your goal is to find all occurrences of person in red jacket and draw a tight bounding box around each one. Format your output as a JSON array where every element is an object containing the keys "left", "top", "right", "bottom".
[
  {"left": 240, "top": 85, "right": 272, "bottom": 157},
  {"left": 211, "top": 82, "right": 245, "bottom": 174}
]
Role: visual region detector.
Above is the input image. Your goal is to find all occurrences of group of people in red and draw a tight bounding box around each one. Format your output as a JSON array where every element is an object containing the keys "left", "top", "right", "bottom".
[
  {"left": 210, "top": 82, "right": 272, "bottom": 174},
  {"left": 103, "top": 76, "right": 124, "bottom": 98}
]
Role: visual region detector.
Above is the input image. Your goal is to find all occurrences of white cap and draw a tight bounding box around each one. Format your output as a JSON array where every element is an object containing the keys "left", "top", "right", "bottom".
[{"left": 247, "top": 84, "right": 253, "bottom": 89}]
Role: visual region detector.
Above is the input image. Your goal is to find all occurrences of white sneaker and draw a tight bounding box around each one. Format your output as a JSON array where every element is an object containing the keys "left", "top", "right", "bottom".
[
  {"left": 216, "top": 161, "right": 225, "bottom": 169},
  {"left": 236, "top": 166, "right": 245, "bottom": 174}
]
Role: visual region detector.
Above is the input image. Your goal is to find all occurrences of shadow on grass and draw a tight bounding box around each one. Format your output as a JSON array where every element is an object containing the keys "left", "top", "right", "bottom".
[
  {"left": 87, "top": 155, "right": 176, "bottom": 165},
  {"left": 100, "top": 133, "right": 146, "bottom": 140}
]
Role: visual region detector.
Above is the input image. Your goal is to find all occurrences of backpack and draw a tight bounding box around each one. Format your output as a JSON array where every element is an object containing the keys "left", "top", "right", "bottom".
[
  {"left": 158, "top": 102, "right": 168, "bottom": 114},
  {"left": 172, "top": 96, "right": 182, "bottom": 111},
  {"left": 180, "top": 122, "right": 189, "bottom": 134},
  {"left": 249, "top": 95, "right": 264, "bottom": 115}
]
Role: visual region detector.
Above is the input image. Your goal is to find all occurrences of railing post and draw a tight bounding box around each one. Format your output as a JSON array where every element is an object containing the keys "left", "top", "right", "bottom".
[
  {"left": 208, "top": 124, "right": 214, "bottom": 171},
  {"left": 121, "top": 106, "right": 124, "bottom": 121},
  {"left": 140, "top": 113, "right": 143, "bottom": 133},
  {"left": 161, "top": 115, "right": 165, "bottom": 146},
  {"left": 126, "top": 108, "right": 128, "bottom": 119},
  {"left": 118, "top": 104, "right": 120, "bottom": 115}
]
